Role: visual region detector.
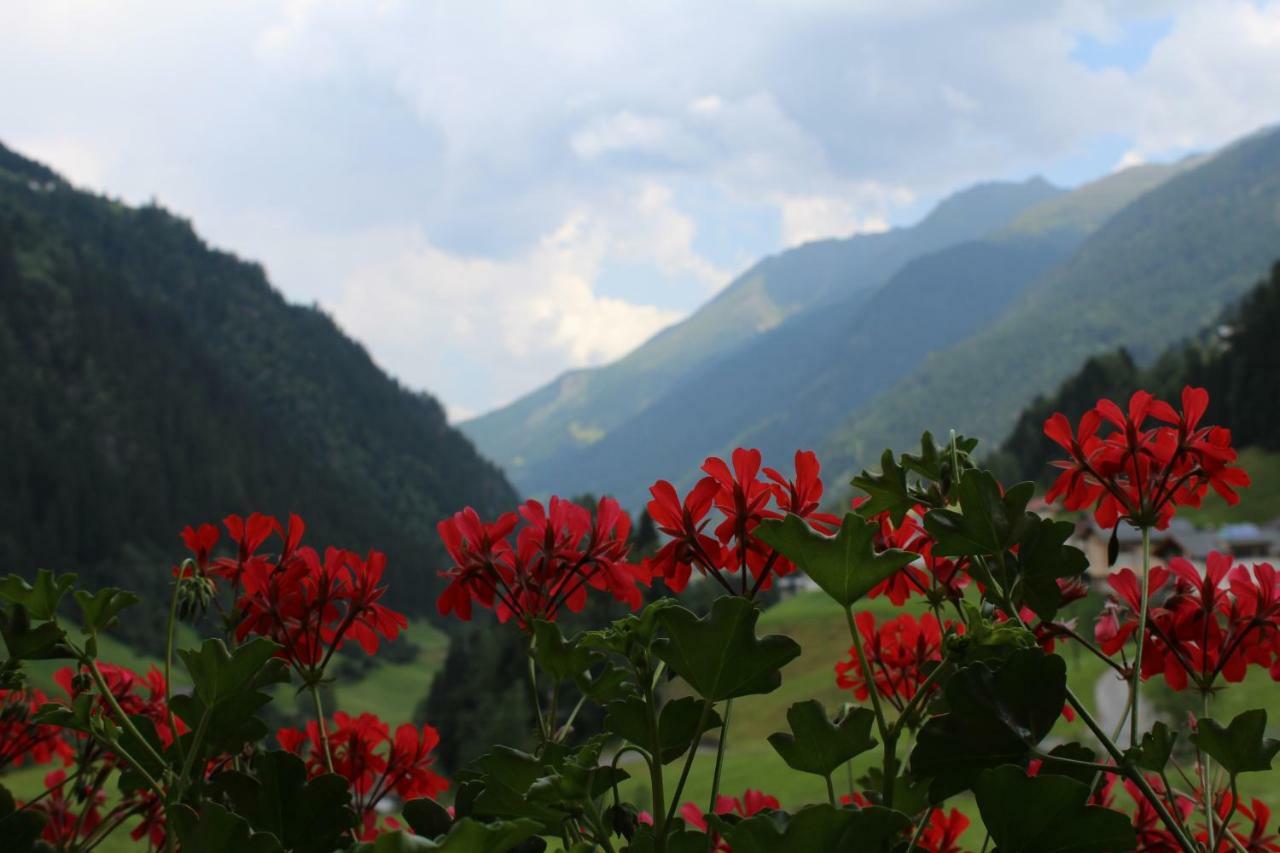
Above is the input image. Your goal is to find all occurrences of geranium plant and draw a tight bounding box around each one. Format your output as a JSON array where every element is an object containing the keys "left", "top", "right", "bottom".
[{"left": 0, "top": 386, "right": 1276, "bottom": 852}]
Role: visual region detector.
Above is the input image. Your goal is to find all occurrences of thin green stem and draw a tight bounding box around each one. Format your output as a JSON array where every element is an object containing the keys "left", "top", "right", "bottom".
[
  {"left": 641, "top": 665, "right": 669, "bottom": 845},
  {"left": 176, "top": 705, "right": 212, "bottom": 795},
  {"left": 164, "top": 573, "right": 187, "bottom": 770},
  {"left": 664, "top": 699, "right": 714, "bottom": 830},
  {"left": 845, "top": 606, "right": 895, "bottom": 808},
  {"left": 1063, "top": 688, "right": 1196, "bottom": 852},
  {"left": 824, "top": 774, "right": 836, "bottom": 807},
  {"left": 309, "top": 683, "right": 336, "bottom": 773},
  {"left": 1201, "top": 690, "right": 1216, "bottom": 853},
  {"left": 553, "top": 692, "right": 589, "bottom": 743},
  {"left": 83, "top": 656, "right": 169, "bottom": 778},
  {"left": 908, "top": 806, "right": 935, "bottom": 852},
  {"left": 707, "top": 698, "right": 733, "bottom": 819},
  {"left": 1130, "top": 526, "right": 1151, "bottom": 747},
  {"left": 527, "top": 652, "right": 548, "bottom": 742}
]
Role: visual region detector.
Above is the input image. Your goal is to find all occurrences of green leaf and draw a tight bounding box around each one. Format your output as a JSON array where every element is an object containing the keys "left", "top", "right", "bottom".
[
  {"left": 1037, "top": 743, "right": 1099, "bottom": 786},
  {"left": 754, "top": 513, "right": 915, "bottom": 608},
  {"left": 1126, "top": 722, "right": 1177, "bottom": 773},
  {"left": 1012, "top": 517, "right": 1089, "bottom": 620},
  {"left": 170, "top": 802, "right": 284, "bottom": 853},
  {"left": 1191, "top": 709, "right": 1280, "bottom": 776},
  {"left": 924, "top": 470, "right": 1035, "bottom": 557},
  {"left": 418, "top": 817, "right": 542, "bottom": 851},
  {"left": 402, "top": 798, "right": 454, "bottom": 840},
  {"left": 902, "top": 431, "right": 978, "bottom": 484},
  {"left": 0, "top": 606, "right": 73, "bottom": 661},
  {"left": 604, "top": 695, "right": 722, "bottom": 764},
  {"left": 713, "top": 804, "right": 910, "bottom": 853},
  {"left": 179, "top": 637, "right": 287, "bottom": 706},
  {"left": 766, "top": 701, "right": 877, "bottom": 778},
  {"left": 850, "top": 450, "right": 915, "bottom": 525},
  {"left": 974, "top": 765, "right": 1136, "bottom": 852},
  {"left": 531, "top": 620, "right": 600, "bottom": 682},
  {"left": 0, "top": 782, "right": 46, "bottom": 852},
  {"left": 172, "top": 638, "right": 289, "bottom": 757},
  {"left": 910, "top": 648, "right": 1066, "bottom": 801},
  {"left": 208, "top": 750, "right": 356, "bottom": 851},
  {"left": 654, "top": 597, "right": 800, "bottom": 702},
  {"left": 73, "top": 587, "right": 140, "bottom": 635},
  {"left": 0, "top": 570, "right": 78, "bottom": 621}
]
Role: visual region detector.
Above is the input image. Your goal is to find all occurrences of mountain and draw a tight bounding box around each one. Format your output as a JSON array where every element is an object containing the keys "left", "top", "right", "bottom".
[
  {"left": 828, "top": 125, "right": 1280, "bottom": 481},
  {"left": 464, "top": 177, "right": 1064, "bottom": 499},
  {"left": 0, "top": 142, "right": 518, "bottom": 647},
  {"left": 992, "top": 259, "right": 1280, "bottom": 485},
  {"left": 467, "top": 148, "right": 1206, "bottom": 506}
]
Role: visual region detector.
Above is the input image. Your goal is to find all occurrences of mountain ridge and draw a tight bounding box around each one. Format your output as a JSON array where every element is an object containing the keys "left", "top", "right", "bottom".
[{"left": 0, "top": 140, "right": 518, "bottom": 646}]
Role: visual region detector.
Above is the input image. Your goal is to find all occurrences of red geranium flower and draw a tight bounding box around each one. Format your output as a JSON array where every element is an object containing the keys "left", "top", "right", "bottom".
[
  {"left": 0, "top": 688, "right": 74, "bottom": 770},
  {"left": 436, "top": 497, "right": 646, "bottom": 628},
  {"left": 236, "top": 529, "right": 408, "bottom": 677},
  {"left": 679, "top": 789, "right": 780, "bottom": 851},
  {"left": 1044, "top": 387, "right": 1248, "bottom": 530},
  {"left": 33, "top": 769, "right": 104, "bottom": 845},
  {"left": 1095, "top": 553, "right": 1280, "bottom": 691},
  {"left": 643, "top": 449, "right": 840, "bottom": 597},
  {"left": 277, "top": 712, "right": 448, "bottom": 840},
  {"left": 836, "top": 612, "right": 953, "bottom": 710}
]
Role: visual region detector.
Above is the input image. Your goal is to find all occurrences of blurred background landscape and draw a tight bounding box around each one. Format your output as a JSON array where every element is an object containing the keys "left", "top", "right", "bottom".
[{"left": 4, "top": 2, "right": 1280, "bottom": 841}]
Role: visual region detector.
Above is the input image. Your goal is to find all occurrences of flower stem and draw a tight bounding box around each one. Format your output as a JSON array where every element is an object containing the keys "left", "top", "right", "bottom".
[
  {"left": 845, "top": 606, "right": 895, "bottom": 808},
  {"left": 309, "top": 683, "right": 336, "bottom": 773},
  {"left": 707, "top": 698, "right": 732, "bottom": 821},
  {"left": 641, "top": 668, "right": 668, "bottom": 843},
  {"left": 1128, "top": 525, "right": 1152, "bottom": 747},
  {"left": 664, "top": 699, "right": 714, "bottom": 830},
  {"left": 1063, "top": 688, "right": 1196, "bottom": 852},
  {"left": 164, "top": 573, "right": 187, "bottom": 770},
  {"left": 1201, "top": 690, "right": 1216, "bottom": 853}
]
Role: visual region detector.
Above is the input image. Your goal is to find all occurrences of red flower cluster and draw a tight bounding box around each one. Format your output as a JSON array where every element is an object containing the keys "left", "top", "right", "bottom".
[
  {"left": 278, "top": 712, "right": 448, "bottom": 840},
  {"left": 859, "top": 502, "right": 969, "bottom": 605},
  {"left": 1044, "top": 387, "right": 1248, "bottom": 530},
  {"left": 54, "top": 662, "right": 185, "bottom": 748},
  {"left": 436, "top": 496, "right": 646, "bottom": 627},
  {"left": 1204, "top": 795, "right": 1280, "bottom": 852},
  {"left": 646, "top": 449, "right": 839, "bottom": 595},
  {"left": 1096, "top": 552, "right": 1280, "bottom": 690},
  {"left": 184, "top": 514, "right": 409, "bottom": 676},
  {"left": 34, "top": 769, "right": 105, "bottom": 845},
  {"left": 835, "top": 612, "right": 953, "bottom": 710},
  {"left": 0, "top": 687, "right": 72, "bottom": 770},
  {"left": 679, "top": 789, "right": 780, "bottom": 850}
]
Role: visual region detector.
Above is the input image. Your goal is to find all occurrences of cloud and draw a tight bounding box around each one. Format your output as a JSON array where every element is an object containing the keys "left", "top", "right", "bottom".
[
  {"left": 327, "top": 182, "right": 706, "bottom": 415},
  {"left": 3, "top": 0, "right": 1280, "bottom": 414}
]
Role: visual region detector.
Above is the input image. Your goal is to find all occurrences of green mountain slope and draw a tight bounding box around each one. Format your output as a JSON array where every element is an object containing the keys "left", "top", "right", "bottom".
[
  {"left": 0, "top": 142, "right": 518, "bottom": 647},
  {"left": 463, "top": 178, "right": 1062, "bottom": 491},
  {"left": 992, "top": 260, "right": 1280, "bottom": 485},
  {"left": 533, "top": 230, "right": 1079, "bottom": 505},
  {"left": 826, "top": 125, "right": 1280, "bottom": 480}
]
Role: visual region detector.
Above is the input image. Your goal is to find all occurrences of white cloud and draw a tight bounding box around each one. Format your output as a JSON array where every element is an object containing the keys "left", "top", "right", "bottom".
[
  {"left": 4, "top": 0, "right": 1280, "bottom": 415},
  {"left": 326, "top": 182, "right": 714, "bottom": 413},
  {"left": 779, "top": 197, "right": 889, "bottom": 246}
]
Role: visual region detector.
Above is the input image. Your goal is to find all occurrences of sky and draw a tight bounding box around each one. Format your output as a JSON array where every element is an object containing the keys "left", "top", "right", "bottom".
[{"left": 4, "top": 1, "right": 1280, "bottom": 421}]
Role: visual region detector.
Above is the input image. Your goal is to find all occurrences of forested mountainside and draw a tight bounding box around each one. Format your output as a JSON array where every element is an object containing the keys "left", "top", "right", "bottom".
[
  {"left": 463, "top": 177, "right": 1063, "bottom": 495},
  {"left": 0, "top": 142, "right": 517, "bottom": 648},
  {"left": 993, "top": 260, "right": 1280, "bottom": 484},
  {"left": 829, "top": 126, "right": 1280, "bottom": 484}
]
